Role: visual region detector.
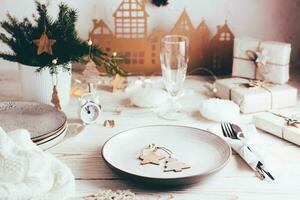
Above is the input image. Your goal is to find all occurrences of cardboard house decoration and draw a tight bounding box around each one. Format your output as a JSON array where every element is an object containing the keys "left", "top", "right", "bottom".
[
  {"left": 89, "top": 0, "right": 232, "bottom": 75},
  {"left": 170, "top": 9, "right": 211, "bottom": 71},
  {"left": 210, "top": 21, "right": 235, "bottom": 75},
  {"left": 90, "top": 0, "right": 157, "bottom": 74}
]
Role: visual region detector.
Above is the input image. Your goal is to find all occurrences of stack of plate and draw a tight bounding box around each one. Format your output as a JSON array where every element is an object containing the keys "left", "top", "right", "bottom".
[{"left": 0, "top": 101, "right": 67, "bottom": 150}]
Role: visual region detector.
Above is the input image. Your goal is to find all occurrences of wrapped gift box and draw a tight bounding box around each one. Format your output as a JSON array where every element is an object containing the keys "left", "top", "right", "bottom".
[
  {"left": 232, "top": 37, "right": 291, "bottom": 84},
  {"left": 215, "top": 78, "right": 298, "bottom": 113},
  {"left": 253, "top": 112, "right": 300, "bottom": 146}
]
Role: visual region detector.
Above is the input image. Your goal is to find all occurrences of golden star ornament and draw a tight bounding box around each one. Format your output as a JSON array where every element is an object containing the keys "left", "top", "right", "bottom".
[{"left": 33, "top": 33, "right": 56, "bottom": 55}]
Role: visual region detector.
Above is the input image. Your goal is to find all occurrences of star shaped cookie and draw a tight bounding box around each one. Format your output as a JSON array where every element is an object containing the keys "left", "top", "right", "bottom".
[
  {"left": 33, "top": 33, "right": 56, "bottom": 55},
  {"left": 139, "top": 152, "right": 165, "bottom": 165}
]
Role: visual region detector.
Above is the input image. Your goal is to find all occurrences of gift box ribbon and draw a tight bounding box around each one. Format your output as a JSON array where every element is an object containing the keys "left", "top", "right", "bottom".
[
  {"left": 234, "top": 42, "right": 289, "bottom": 80},
  {"left": 267, "top": 112, "right": 300, "bottom": 141},
  {"left": 270, "top": 112, "right": 300, "bottom": 128},
  {"left": 254, "top": 112, "right": 300, "bottom": 146},
  {"left": 228, "top": 79, "right": 275, "bottom": 110}
]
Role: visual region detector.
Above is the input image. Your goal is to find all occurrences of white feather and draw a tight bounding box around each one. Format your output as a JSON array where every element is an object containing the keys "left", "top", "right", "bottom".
[
  {"left": 200, "top": 98, "right": 240, "bottom": 123},
  {"left": 130, "top": 88, "right": 168, "bottom": 108}
]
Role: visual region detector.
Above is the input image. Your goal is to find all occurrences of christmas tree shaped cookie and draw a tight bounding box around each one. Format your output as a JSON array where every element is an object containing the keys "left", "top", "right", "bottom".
[{"left": 164, "top": 158, "right": 191, "bottom": 172}]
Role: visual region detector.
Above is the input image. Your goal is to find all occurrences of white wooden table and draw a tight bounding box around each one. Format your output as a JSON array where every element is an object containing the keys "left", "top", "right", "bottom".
[{"left": 1, "top": 71, "right": 300, "bottom": 200}]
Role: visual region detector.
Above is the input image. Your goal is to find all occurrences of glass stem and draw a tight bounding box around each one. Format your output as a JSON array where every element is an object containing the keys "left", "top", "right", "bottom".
[{"left": 171, "top": 95, "right": 182, "bottom": 112}]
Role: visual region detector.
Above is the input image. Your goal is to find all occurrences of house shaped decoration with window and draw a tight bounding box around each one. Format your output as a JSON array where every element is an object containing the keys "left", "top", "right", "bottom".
[
  {"left": 113, "top": 0, "right": 148, "bottom": 39},
  {"left": 210, "top": 21, "right": 235, "bottom": 75},
  {"left": 195, "top": 20, "right": 211, "bottom": 69},
  {"left": 90, "top": 19, "right": 114, "bottom": 54},
  {"left": 89, "top": 0, "right": 225, "bottom": 75},
  {"left": 171, "top": 10, "right": 210, "bottom": 72},
  {"left": 171, "top": 9, "right": 195, "bottom": 36}
]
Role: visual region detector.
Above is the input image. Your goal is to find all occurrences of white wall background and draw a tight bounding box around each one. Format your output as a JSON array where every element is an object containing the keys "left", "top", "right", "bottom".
[{"left": 0, "top": 0, "right": 300, "bottom": 71}]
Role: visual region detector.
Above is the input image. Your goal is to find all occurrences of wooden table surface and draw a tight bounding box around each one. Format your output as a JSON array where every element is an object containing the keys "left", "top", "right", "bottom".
[{"left": 1, "top": 71, "right": 300, "bottom": 200}]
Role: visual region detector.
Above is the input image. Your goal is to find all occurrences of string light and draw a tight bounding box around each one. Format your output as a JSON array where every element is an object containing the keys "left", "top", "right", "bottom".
[{"left": 52, "top": 58, "right": 58, "bottom": 65}]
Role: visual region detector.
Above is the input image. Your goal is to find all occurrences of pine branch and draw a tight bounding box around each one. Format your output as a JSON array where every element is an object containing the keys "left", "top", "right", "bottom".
[
  {"left": 0, "top": 53, "right": 19, "bottom": 63},
  {"left": 35, "top": 1, "right": 53, "bottom": 31},
  {"left": 0, "top": 33, "right": 10, "bottom": 44},
  {"left": 0, "top": 1, "right": 126, "bottom": 76},
  {"left": 1, "top": 14, "right": 19, "bottom": 37}
]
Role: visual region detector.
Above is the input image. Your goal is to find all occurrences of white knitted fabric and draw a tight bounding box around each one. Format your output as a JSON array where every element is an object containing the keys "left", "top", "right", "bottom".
[{"left": 0, "top": 127, "right": 75, "bottom": 200}]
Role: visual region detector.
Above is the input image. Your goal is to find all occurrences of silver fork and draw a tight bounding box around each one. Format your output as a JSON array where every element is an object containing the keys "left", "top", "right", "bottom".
[
  {"left": 221, "top": 122, "right": 275, "bottom": 181},
  {"left": 221, "top": 122, "right": 238, "bottom": 139}
]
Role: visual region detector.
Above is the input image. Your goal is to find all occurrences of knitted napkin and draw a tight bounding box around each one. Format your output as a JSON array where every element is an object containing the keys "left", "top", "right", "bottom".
[{"left": 0, "top": 127, "right": 75, "bottom": 200}]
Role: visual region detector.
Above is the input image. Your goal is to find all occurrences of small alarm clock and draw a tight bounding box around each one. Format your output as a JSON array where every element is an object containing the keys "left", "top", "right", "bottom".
[{"left": 79, "top": 93, "right": 101, "bottom": 124}]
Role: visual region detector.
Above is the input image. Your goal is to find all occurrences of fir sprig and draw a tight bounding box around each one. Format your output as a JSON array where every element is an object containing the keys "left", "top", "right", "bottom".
[{"left": 0, "top": 1, "right": 126, "bottom": 76}]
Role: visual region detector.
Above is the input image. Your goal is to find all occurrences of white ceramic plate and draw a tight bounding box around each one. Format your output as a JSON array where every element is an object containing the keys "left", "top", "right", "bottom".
[
  {"left": 0, "top": 101, "right": 66, "bottom": 138},
  {"left": 35, "top": 124, "right": 67, "bottom": 144},
  {"left": 37, "top": 126, "right": 67, "bottom": 151},
  {"left": 102, "top": 125, "right": 231, "bottom": 185},
  {"left": 32, "top": 122, "right": 66, "bottom": 142}
]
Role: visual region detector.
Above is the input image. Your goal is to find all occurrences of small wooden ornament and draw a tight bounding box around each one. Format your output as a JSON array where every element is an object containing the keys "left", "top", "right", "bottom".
[
  {"left": 51, "top": 85, "right": 61, "bottom": 110},
  {"left": 83, "top": 60, "right": 101, "bottom": 83},
  {"left": 139, "top": 151, "right": 166, "bottom": 165},
  {"left": 164, "top": 158, "right": 191, "bottom": 172},
  {"left": 103, "top": 120, "right": 115, "bottom": 128},
  {"left": 111, "top": 74, "right": 126, "bottom": 92},
  {"left": 85, "top": 60, "right": 97, "bottom": 68},
  {"left": 33, "top": 33, "right": 56, "bottom": 55}
]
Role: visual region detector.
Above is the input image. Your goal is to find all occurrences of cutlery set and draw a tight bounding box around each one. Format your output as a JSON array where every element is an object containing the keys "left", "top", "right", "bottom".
[{"left": 221, "top": 122, "right": 274, "bottom": 181}]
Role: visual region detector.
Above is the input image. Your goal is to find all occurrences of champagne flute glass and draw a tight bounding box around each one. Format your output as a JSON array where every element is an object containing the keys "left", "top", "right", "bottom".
[{"left": 160, "top": 35, "right": 189, "bottom": 120}]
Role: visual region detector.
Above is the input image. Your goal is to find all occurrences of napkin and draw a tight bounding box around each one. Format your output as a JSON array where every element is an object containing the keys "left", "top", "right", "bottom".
[
  {"left": 208, "top": 124, "right": 270, "bottom": 179},
  {"left": 0, "top": 127, "right": 75, "bottom": 200}
]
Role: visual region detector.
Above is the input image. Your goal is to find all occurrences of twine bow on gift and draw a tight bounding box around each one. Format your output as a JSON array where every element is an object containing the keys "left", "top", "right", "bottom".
[
  {"left": 233, "top": 40, "right": 291, "bottom": 84},
  {"left": 231, "top": 79, "right": 275, "bottom": 113},
  {"left": 246, "top": 44, "right": 272, "bottom": 80},
  {"left": 246, "top": 49, "right": 269, "bottom": 69},
  {"left": 270, "top": 112, "right": 300, "bottom": 128},
  {"left": 286, "top": 119, "right": 300, "bottom": 128},
  {"left": 239, "top": 79, "right": 271, "bottom": 89}
]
